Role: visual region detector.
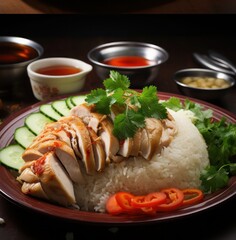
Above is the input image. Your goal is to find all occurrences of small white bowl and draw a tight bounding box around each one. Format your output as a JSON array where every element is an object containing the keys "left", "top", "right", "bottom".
[{"left": 27, "top": 57, "right": 92, "bottom": 101}]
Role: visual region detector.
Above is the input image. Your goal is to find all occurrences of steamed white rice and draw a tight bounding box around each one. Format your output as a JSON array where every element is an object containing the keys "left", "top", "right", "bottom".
[{"left": 74, "top": 109, "right": 209, "bottom": 212}]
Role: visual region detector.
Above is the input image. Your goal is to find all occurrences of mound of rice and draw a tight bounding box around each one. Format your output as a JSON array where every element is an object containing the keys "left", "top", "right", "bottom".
[{"left": 74, "top": 109, "right": 209, "bottom": 212}]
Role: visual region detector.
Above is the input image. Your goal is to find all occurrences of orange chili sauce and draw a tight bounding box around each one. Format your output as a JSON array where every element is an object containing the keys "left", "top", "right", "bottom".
[
  {"left": 104, "top": 56, "right": 151, "bottom": 67},
  {"left": 36, "top": 65, "right": 82, "bottom": 76}
]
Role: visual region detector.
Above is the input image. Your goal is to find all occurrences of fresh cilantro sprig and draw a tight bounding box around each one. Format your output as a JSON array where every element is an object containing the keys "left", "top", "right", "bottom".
[
  {"left": 113, "top": 109, "right": 145, "bottom": 140},
  {"left": 103, "top": 70, "right": 130, "bottom": 92},
  {"left": 162, "top": 97, "right": 213, "bottom": 122},
  {"left": 163, "top": 97, "right": 236, "bottom": 193},
  {"left": 85, "top": 70, "right": 167, "bottom": 140},
  {"left": 200, "top": 163, "right": 236, "bottom": 193},
  {"left": 196, "top": 118, "right": 236, "bottom": 166}
]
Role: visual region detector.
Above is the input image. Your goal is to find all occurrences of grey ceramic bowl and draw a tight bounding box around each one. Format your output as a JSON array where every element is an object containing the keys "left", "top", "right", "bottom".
[
  {"left": 0, "top": 36, "right": 44, "bottom": 96},
  {"left": 174, "top": 68, "right": 235, "bottom": 101},
  {"left": 87, "top": 41, "right": 169, "bottom": 88}
]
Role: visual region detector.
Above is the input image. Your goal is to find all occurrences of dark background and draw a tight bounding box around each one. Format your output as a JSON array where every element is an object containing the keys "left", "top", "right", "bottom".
[{"left": 2, "top": 14, "right": 235, "bottom": 37}]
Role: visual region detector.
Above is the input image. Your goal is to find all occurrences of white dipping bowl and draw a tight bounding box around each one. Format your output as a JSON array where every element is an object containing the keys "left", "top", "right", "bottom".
[{"left": 27, "top": 57, "right": 92, "bottom": 101}]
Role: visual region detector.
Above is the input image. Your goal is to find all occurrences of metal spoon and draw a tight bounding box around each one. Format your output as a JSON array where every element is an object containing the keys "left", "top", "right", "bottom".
[
  {"left": 193, "top": 52, "right": 234, "bottom": 75},
  {"left": 208, "top": 50, "right": 236, "bottom": 75}
]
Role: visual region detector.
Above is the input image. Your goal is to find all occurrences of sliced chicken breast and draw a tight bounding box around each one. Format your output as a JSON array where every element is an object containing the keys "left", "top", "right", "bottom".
[
  {"left": 70, "top": 103, "right": 95, "bottom": 125},
  {"left": 32, "top": 151, "right": 76, "bottom": 206},
  {"left": 92, "top": 113, "right": 120, "bottom": 163},
  {"left": 118, "top": 137, "right": 133, "bottom": 158},
  {"left": 21, "top": 182, "right": 49, "bottom": 200},
  {"left": 129, "top": 129, "right": 142, "bottom": 157},
  {"left": 17, "top": 167, "right": 39, "bottom": 183},
  {"left": 35, "top": 139, "right": 84, "bottom": 184},
  {"left": 70, "top": 103, "right": 120, "bottom": 163},
  {"left": 22, "top": 149, "right": 44, "bottom": 162},
  {"left": 160, "top": 112, "right": 178, "bottom": 147},
  {"left": 140, "top": 118, "right": 163, "bottom": 160},
  {"left": 67, "top": 116, "right": 96, "bottom": 175},
  {"left": 87, "top": 127, "right": 106, "bottom": 172},
  {"left": 61, "top": 123, "right": 82, "bottom": 159},
  {"left": 70, "top": 103, "right": 102, "bottom": 133}
]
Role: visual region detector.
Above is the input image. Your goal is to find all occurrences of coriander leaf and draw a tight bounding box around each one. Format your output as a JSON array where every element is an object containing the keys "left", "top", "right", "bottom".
[
  {"left": 161, "top": 97, "right": 212, "bottom": 121},
  {"left": 197, "top": 118, "right": 236, "bottom": 166},
  {"left": 200, "top": 165, "right": 229, "bottom": 193},
  {"left": 111, "top": 88, "right": 125, "bottom": 105},
  {"left": 129, "top": 94, "right": 140, "bottom": 108},
  {"left": 138, "top": 86, "right": 167, "bottom": 119},
  {"left": 184, "top": 99, "right": 213, "bottom": 122},
  {"left": 103, "top": 70, "right": 130, "bottom": 92},
  {"left": 85, "top": 88, "right": 107, "bottom": 105},
  {"left": 229, "top": 163, "right": 236, "bottom": 175},
  {"left": 141, "top": 86, "right": 158, "bottom": 99},
  {"left": 161, "top": 97, "right": 182, "bottom": 111},
  {"left": 148, "top": 104, "right": 168, "bottom": 119},
  {"left": 85, "top": 88, "right": 111, "bottom": 114},
  {"left": 113, "top": 109, "right": 145, "bottom": 140},
  {"left": 94, "top": 96, "right": 112, "bottom": 115},
  {"left": 128, "top": 109, "right": 146, "bottom": 128}
]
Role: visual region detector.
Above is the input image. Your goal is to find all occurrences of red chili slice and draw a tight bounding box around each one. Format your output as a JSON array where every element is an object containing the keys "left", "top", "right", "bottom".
[
  {"left": 105, "top": 194, "right": 124, "bottom": 215},
  {"left": 131, "top": 192, "right": 167, "bottom": 208},
  {"left": 182, "top": 188, "right": 204, "bottom": 206},
  {"left": 155, "top": 188, "right": 184, "bottom": 212},
  {"left": 115, "top": 192, "right": 137, "bottom": 213}
]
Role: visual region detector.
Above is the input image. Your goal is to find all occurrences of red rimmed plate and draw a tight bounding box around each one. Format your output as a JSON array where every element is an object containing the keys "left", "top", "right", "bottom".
[{"left": 0, "top": 92, "right": 236, "bottom": 225}]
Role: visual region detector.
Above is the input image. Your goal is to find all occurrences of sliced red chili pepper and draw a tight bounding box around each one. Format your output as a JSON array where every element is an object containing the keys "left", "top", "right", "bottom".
[
  {"left": 140, "top": 206, "right": 157, "bottom": 216},
  {"left": 182, "top": 188, "right": 204, "bottom": 206},
  {"left": 131, "top": 192, "right": 167, "bottom": 208},
  {"left": 115, "top": 192, "right": 137, "bottom": 213},
  {"left": 105, "top": 194, "right": 124, "bottom": 215},
  {"left": 155, "top": 188, "right": 184, "bottom": 212}
]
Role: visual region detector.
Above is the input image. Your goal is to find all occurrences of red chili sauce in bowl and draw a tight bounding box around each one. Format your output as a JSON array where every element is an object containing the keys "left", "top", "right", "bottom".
[{"left": 103, "top": 56, "right": 152, "bottom": 67}]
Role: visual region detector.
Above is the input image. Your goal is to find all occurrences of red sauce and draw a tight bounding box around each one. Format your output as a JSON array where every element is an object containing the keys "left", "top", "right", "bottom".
[
  {"left": 53, "top": 141, "right": 62, "bottom": 148},
  {"left": 36, "top": 65, "right": 82, "bottom": 76},
  {"left": 104, "top": 56, "right": 151, "bottom": 67},
  {"left": 0, "top": 42, "right": 38, "bottom": 64},
  {"left": 33, "top": 155, "right": 46, "bottom": 175}
]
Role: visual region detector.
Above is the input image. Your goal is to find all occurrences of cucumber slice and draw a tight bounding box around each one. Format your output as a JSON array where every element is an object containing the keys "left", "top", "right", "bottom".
[
  {"left": 52, "top": 100, "right": 70, "bottom": 116},
  {"left": 71, "top": 95, "right": 86, "bottom": 106},
  {"left": 40, "top": 104, "right": 62, "bottom": 121},
  {"left": 0, "top": 144, "right": 25, "bottom": 170},
  {"left": 65, "top": 96, "right": 75, "bottom": 109},
  {"left": 25, "top": 112, "right": 53, "bottom": 135},
  {"left": 14, "top": 126, "right": 36, "bottom": 149}
]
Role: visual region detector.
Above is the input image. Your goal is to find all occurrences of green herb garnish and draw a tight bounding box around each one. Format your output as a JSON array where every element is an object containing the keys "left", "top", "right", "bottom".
[
  {"left": 163, "top": 97, "right": 236, "bottom": 193},
  {"left": 85, "top": 70, "right": 167, "bottom": 140}
]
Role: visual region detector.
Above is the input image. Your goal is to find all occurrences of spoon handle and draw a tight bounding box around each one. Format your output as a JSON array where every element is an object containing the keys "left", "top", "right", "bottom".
[
  {"left": 208, "top": 50, "right": 236, "bottom": 74},
  {"left": 193, "top": 53, "right": 234, "bottom": 75}
]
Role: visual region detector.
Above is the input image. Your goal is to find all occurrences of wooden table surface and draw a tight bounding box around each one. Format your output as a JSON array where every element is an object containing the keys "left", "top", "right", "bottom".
[
  {"left": 1, "top": 0, "right": 236, "bottom": 13},
  {"left": 1, "top": 14, "right": 236, "bottom": 239}
]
